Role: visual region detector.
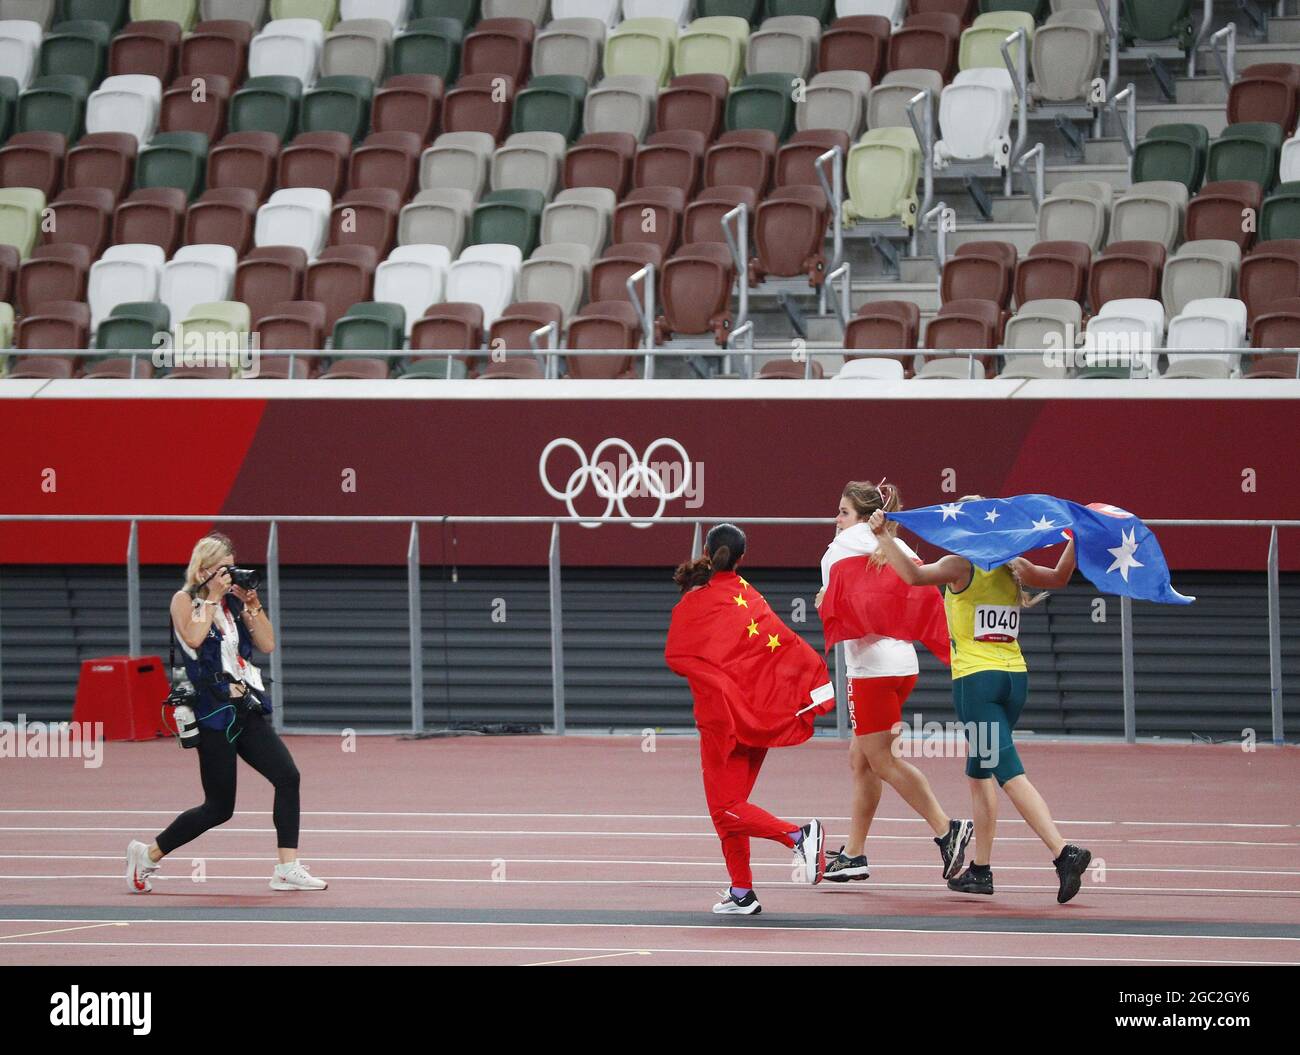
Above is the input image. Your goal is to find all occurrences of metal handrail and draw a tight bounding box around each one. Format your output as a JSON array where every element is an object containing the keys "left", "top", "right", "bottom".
[
  {"left": 1211, "top": 23, "right": 1237, "bottom": 91},
  {"left": 624, "top": 264, "right": 656, "bottom": 377},
  {"left": 1000, "top": 28, "right": 1030, "bottom": 196},
  {"left": 725, "top": 319, "right": 755, "bottom": 378},
  {"left": 923, "top": 201, "right": 950, "bottom": 270},
  {"left": 1096, "top": 0, "right": 1120, "bottom": 99},
  {"left": 823, "top": 262, "right": 851, "bottom": 333},
  {"left": 528, "top": 321, "right": 559, "bottom": 378},
  {"left": 905, "top": 88, "right": 935, "bottom": 223},
  {"left": 1107, "top": 82, "right": 1137, "bottom": 182},
  {"left": 814, "top": 146, "right": 844, "bottom": 273},
  {"left": 721, "top": 204, "right": 750, "bottom": 334},
  {"left": 1189, "top": 0, "right": 1213, "bottom": 77},
  {"left": 1016, "top": 142, "right": 1047, "bottom": 208}
]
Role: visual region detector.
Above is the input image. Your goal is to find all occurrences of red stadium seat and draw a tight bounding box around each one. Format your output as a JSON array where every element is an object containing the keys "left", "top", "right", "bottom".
[
  {"left": 563, "top": 131, "right": 638, "bottom": 197},
  {"left": 184, "top": 186, "right": 259, "bottom": 253},
  {"left": 655, "top": 74, "right": 730, "bottom": 140},
  {"left": 752, "top": 184, "right": 829, "bottom": 287},
  {"left": 845, "top": 300, "right": 920, "bottom": 374},
  {"left": 633, "top": 129, "right": 707, "bottom": 197},
  {"left": 17, "top": 243, "right": 91, "bottom": 316},
  {"left": 236, "top": 246, "right": 309, "bottom": 328},
  {"left": 1088, "top": 240, "right": 1167, "bottom": 311},
  {"left": 0, "top": 131, "right": 66, "bottom": 200},
  {"left": 1014, "top": 240, "right": 1091, "bottom": 307},
  {"left": 372, "top": 74, "right": 444, "bottom": 144},
  {"left": 15, "top": 300, "right": 91, "bottom": 358},
  {"left": 940, "top": 241, "right": 1017, "bottom": 308},
  {"left": 208, "top": 131, "right": 282, "bottom": 201},
  {"left": 328, "top": 188, "right": 401, "bottom": 255},
  {"left": 656, "top": 241, "right": 736, "bottom": 345},
  {"left": 567, "top": 299, "right": 642, "bottom": 374},
  {"left": 589, "top": 242, "right": 662, "bottom": 303},
  {"left": 159, "top": 72, "right": 231, "bottom": 141},
  {"left": 612, "top": 186, "right": 687, "bottom": 256},
  {"left": 759, "top": 358, "right": 824, "bottom": 379},
  {"left": 411, "top": 302, "right": 485, "bottom": 354},
  {"left": 349, "top": 131, "right": 422, "bottom": 199},
  {"left": 1227, "top": 63, "right": 1300, "bottom": 131},
  {"left": 910, "top": 0, "right": 975, "bottom": 21},
  {"left": 65, "top": 132, "right": 137, "bottom": 199},
  {"left": 462, "top": 17, "right": 535, "bottom": 85},
  {"left": 277, "top": 130, "right": 352, "bottom": 196},
  {"left": 776, "top": 129, "right": 850, "bottom": 189},
  {"left": 1185, "top": 180, "right": 1265, "bottom": 252},
  {"left": 442, "top": 73, "right": 515, "bottom": 142},
  {"left": 819, "top": 16, "right": 890, "bottom": 83},
  {"left": 108, "top": 20, "right": 182, "bottom": 81},
  {"left": 112, "top": 187, "right": 189, "bottom": 255},
  {"left": 704, "top": 129, "right": 778, "bottom": 198},
  {"left": 888, "top": 13, "right": 961, "bottom": 80},
  {"left": 924, "top": 297, "right": 1002, "bottom": 372},
  {"left": 489, "top": 300, "right": 563, "bottom": 350},
  {"left": 304, "top": 244, "right": 379, "bottom": 331},
  {"left": 683, "top": 185, "right": 757, "bottom": 245},
  {"left": 179, "top": 19, "right": 253, "bottom": 85},
  {"left": 1248, "top": 296, "right": 1300, "bottom": 378},
  {"left": 47, "top": 187, "right": 115, "bottom": 258},
  {"left": 1239, "top": 238, "right": 1300, "bottom": 323},
  {"left": 254, "top": 300, "right": 327, "bottom": 368}
]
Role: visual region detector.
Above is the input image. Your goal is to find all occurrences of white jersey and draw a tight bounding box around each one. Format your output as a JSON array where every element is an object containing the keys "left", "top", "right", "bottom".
[{"left": 820, "top": 522, "right": 920, "bottom": 679}]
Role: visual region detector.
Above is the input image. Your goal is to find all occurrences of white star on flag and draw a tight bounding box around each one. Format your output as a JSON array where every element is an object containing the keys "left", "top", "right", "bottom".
[
  {"left": 939, "top": 503, "right": 964, "bottom": 521},
  {"left": 1031, "top": 516, "right": 1055, "bottom": 531},
  {"left": 984, "top": 509, "right": 1000, "bottom": 524},
  {"left": 1106, "top": 527, "right": 1144, "bottom": 582}
]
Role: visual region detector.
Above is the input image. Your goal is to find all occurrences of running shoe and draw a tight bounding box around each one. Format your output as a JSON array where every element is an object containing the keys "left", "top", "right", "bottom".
[
  {"left": 712, "top": 889, "right": 762, "bottom": 915},
  {"left": 936, "top": 818, "right": 974, "bottom": 880},
  {"left": 793, "top": 819, "right": 826, "bottom": 885},
  {"left": 947, "top": 865, "right": 994, "bottom": 895},
  {"left": 126, "top": 839, "right": 160, "bottom": 894},
  {"left": 270, "top": 861, "right": 329, "bottom": 891},
  {"left": 823, "top": 846, "right": 870, "bottom": 882},
  {"left": 1053, "top": 844, "right": 1092, "bottom": 904}
]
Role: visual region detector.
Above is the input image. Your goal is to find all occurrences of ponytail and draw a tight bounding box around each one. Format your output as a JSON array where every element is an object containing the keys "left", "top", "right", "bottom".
[
  {"left": 672, "top": 524, "right": 747, "bottom": 592},
  {"left": 673, "top": 554, "right": 714, "bottom": 592}
]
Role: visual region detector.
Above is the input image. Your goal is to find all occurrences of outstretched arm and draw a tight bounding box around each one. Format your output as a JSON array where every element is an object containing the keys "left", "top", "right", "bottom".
[
  {"left": 1008, "top": 538, "right": 1076, "bottom": 590},
  {"left": 867, "top": 511, "right": 970, "bottom": 588}
]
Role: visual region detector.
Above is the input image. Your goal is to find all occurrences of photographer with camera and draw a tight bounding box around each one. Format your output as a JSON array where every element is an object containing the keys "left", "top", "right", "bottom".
[{"left": 126, "top": 533, "right": 328, "bottom": 893}]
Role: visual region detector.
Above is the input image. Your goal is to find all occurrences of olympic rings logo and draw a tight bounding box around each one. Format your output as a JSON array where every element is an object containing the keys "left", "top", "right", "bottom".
[{"left": 539, "top": 437, "right": 694, "bottom": 528}]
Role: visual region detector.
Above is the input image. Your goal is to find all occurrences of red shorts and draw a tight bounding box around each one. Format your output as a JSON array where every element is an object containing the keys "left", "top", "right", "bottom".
[{"left": 847, "top": 675, "right": 918, "bottom": 736}]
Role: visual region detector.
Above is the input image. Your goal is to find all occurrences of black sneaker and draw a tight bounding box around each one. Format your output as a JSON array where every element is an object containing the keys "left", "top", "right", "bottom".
[
  {"left": 947, "top": 864, "right": 994, "bottom": 895},
  {"left": 712, "top": 889, "right": 762, "bottom": 915},
  {"left": 935, "top": 818, "right": 974, "bottom": 880},
  {"left": 1053, "top": 844, "right": 1092, "bottom": 904},
  {"left": 823, "top": 846, "right": 870, "bottom": 883}
]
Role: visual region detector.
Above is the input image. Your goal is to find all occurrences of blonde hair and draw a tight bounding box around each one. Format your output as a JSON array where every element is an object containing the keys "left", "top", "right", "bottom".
[
  {"left": 183, "top": 532, "right": 234, "bottom": 596},
  {"left": 842, "top": 480, "right": 902, "bottom": 565}
]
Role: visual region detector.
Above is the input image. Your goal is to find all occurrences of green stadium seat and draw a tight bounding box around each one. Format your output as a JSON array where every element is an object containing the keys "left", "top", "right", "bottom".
[
  {"left": 64, "top": 0, "right": 130, "bottom": 33},
  {"left": 331, "top": 299, "right": 405, "bottom": 350},
  {"left": 470, "top": 187, "right": 545, "bottom": 254},
  {"left": 97, "top": 299, "right": 170, "bottom": 347},
  {"left": 410, "top": 0, "right": 479, "bottom": 27},
  {"left": 1132, "top": 123, "right": 1208, "bottom": 191},
  {"left": 512, "top": 74, "right": 586, "bottom": 141},
  {"left": 1260, "top": 181, "right": 1300, "bottom": 242},
  {"left": 959, "top": 11, "right": 1034, "bottom": 71},
  {"left": 695, "top": 0, "right": 763, "bottom": 25},
  {"left": 1120, "top": 0, "right": 1192, "bottom": 47},
  {"left": 604, "top": 18, "right": 678, "bottom": 88},
  {"left": 136, "top": 130, "right": 208, "bottom": 199},
  {"left": 676, "top": 16, "right": 749, "bottom": 85},
  {"left": 301, "top": 74, "right": 372, "bottom": 141},
  {"left": 38, "top": 19, "right": 110, "bottom": 89},
  {"left": 398, "top": 356, "right": 469, "bottom": 378},
  {"left": 978, "top": 0, "right": 1046, "bottom": 19},
  {"left": 725, "top": 72, "right": 796, "bottom": 141},
  {"left": 18, "top": 75, "right": 89, "bottom": 141},
  {"left": 130, "top": 0, "right": 198, "bottom": 32},
  {"left": 767, "top": 0, "right": 834, "bottom": 24},
  {"left": 845, "top": 126, "right": 920, "bottom": 227},
  {"left": 270, "top": 0, "right": 338, "bottom": 29},
  {"left": 0, "top": 188, "right": 45, "bottom": 260},
  {"left": 392, "top": 17, "right": 462, "bottom": 81},
  {"left": 1206, "top": 121, "right": 1283, "bottom": 190},
  {"left": 0, "top": 77, "right": 18, "bottom": 145},
  {"left": 229, "top": 75, "right": 302, "bottom": 141}
]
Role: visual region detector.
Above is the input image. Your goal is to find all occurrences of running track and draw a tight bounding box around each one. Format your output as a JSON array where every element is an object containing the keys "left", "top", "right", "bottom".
[{"left": 0, "top": 735, "right": 1297, "bottom": 966}]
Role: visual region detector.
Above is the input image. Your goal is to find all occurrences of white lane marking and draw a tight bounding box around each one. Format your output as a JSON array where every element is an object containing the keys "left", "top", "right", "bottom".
[
  {"left": 524, "top": 950, "right": 652, "bottom": 966},
  {"left": 0, "top": 922, "right": 129, "bottom": 940}
]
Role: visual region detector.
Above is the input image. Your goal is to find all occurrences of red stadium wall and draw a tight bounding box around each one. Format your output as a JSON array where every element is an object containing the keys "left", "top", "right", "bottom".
[{"left": 1, "top": 397, "right": 1295, "bottom": 570}]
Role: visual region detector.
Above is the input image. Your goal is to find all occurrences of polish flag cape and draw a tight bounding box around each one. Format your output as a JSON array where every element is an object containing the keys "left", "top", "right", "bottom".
[
  {"left": 818, "top": 523, "right": 951, "bottom": 666},
  {"left": 665, "top": 570, "right": 835, "bottom": 749}
]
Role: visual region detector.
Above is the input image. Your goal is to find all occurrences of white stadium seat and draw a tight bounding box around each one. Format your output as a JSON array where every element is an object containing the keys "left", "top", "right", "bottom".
[
  {"left": 86, "top": 75, "right": 162, "bottom": 145},
  {"left": 399, "top": 187, "right": 474, "bottom": 253},
  {"left": 340, "top": 0, "right": 407, "bottom": 28},
  {"left": 582, "top": 74, "right": 657, "bottom": 139},
  {"left": 1083, "top": 297, "right": 1164, "bottom": 374},
  {"left": 490, "top": 131, "right": 567, "bottom": 197},
  {"left": 935, "top": 68, "right": 1016, "bottom": 169},
  {"left": 553, "top": 0, "right": 623, "bottom": 30},
  {"left": 624, "top": 0, "right": 690, "bottom": 27},
  {"left": 421, "top": 131, "right": 496, "bottom": 198},
  {"left": 446, "top": 243, "right": 523, "bottom": 328},
  {"left": 834, "top": 358, "right": 907, "bottom": 381},
  {"left": 249, "top": 18, "right": 325, "bottom": 86},
  {"left": 540, "top": 186, "right": 615, "bottom": 256},
  {"left": 836, "top": 0, "right": 906, "bottom": 30},
  {"left": 254, "top": 187, "right": 332, "bottom": 257},
  {"left": 0, "top": 19, "right": 43, "bottom": 90},
  {"left": 533, "top": 17, "right": 607, "bottom": 83},
  {"left": 160, "top": 244, "right": 238, "bottom": 331},
  {"left": 519, "top": 242, "right": 592, "bottom": 321},
  {"left": 374, "top": 244, "right": 451, "bottom": 336},
  {"left": 87, "top": 243, "right": 166, "bottom": 330},
  {"left": 1163, "top": 297, "right": 1247, "bottom": 377}
]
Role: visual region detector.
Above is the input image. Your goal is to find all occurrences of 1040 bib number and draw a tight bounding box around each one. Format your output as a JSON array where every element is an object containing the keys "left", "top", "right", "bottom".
[{"left": 974, "top": 605, "right": 1020, "bottom": 642}]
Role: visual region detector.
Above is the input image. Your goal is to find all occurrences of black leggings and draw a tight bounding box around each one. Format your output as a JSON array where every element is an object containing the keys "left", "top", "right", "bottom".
[{"left": 155, "top": 710, "right": 301, "bottom": 854}]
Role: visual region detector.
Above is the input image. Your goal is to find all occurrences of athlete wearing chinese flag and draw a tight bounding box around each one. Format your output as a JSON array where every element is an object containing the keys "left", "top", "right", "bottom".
[{"left": 665, "top": 524, "right": 834, "bottom": 916}]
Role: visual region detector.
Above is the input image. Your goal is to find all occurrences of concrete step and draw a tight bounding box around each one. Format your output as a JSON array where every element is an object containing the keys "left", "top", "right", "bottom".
[
  {"left": 1137, "top": 102, "right": 1228, "bottom": 136},
  {"left": 1175, "top": 75, "right": 1229, "bottom": 105},
  {"left": 1045, "top": 162, "right": 1130, "bottom": 192},
  {"left": 944, "top": 219, "right": 1038, "bottom": 254},
  {"left": 1197, "top": 41, "right": 1300, "bottom": 66},
  {"left": 1084, "top": 137, "right": 1131, "bottom": 164},
  {"left": 853, "top": 281, "right": 939, "bottom": 312},
  {"left": 1268, "top": 15, "right": 1300, "bottom": 44}
]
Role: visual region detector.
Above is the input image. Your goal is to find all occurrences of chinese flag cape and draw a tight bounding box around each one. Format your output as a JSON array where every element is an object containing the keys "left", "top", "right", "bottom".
[
  {"left": 665, "top": 570, "right": 835, "bottom": 749},
  {"left": 820, "top": 555, "right": 951, "bottom": 666}
]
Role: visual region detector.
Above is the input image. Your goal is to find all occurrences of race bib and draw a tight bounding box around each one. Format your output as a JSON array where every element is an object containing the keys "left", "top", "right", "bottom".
[{"left": 974, "top": 604, "right": 1020, "bottom": 642}]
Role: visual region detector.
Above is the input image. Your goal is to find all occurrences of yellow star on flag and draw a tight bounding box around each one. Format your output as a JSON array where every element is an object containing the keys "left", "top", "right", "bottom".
[
  {"left": 746, "top": 619, "right": 759, "bottom": 638},
  {"left": 739, "top": 577, "right": 750, "bottom": 588},
  {"left": 733, "top": 593, "right": 748, "bottom": 608},
  {"left": 766, "top": 634, "right": 781, "bottom": 652}
]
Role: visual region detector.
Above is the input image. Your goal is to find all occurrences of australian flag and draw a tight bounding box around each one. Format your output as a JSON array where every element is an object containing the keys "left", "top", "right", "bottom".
[{"left": 888, "top": 495, "right": 1195, "bottom": 605}]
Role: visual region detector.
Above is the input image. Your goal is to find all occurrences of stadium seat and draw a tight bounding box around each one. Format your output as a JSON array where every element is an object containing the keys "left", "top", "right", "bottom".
[
  {"left": 371, "top": 73, "right": 443, "bottom": 143},
  {"left": 329, "top": 300, "right": 405, "bottom": 358},
  {"left": 90, "top": 300, "right": 169, "bottom": 376},
  {"left": 705, "top": 128, "right": 778, "bottom": 196},
  {"left": 0, "top": 130, "right": 66, "bottom": 199},
  {"left": 201, "top": 0, "right": 269, "bottom": 26},
  {"left": 1248, "top": 297, "right": 1300, "bottom": 377},
  {"left": 442, "top": 71, "right": 514, "bottom": 142},
  {"left": 935, "top": 68, "right": 1015, "bottom": 170},
  {"left": 1030, "top": 10, "right": 1104, "bottom": 104},
  {"left": 328, "top": 187, "right": 400, "bottom": 255},
  {"left": 1014, "top": 239, "right": 1090, "bottom": 306},
  {"left": 540, "top": 186, "right": 615, "bottom": 255},
  {"left": 249, "top": 17, "right": 324, "bottom": 85},
  {"left": 1163, "top": 296, "right": 1245, "bottom": 377},
  {"left": 321, "top": 18, "right": 391, "bottom": 81},
  {"left": 135, "top": 130, "right": 208, "bottom": 199},
  {"left": 941, "top": 241, "right": 1016, "bottom": 308},
  {"left": 421, "top": 129, "right": 494, "bottom": 196},
  {"left": 923, "top": 297, "right": 1001, "bottom": 375},
  {"left": 887, "top": 13, "right": 959, "bottom": 81},
  {"left": 683, "top": 184, "right": 756, "bottom": 245},
  {"left": 1036, "top": 179, "right": 1112, "bottom": 249},
  {"left": 1117, "top": 0, "right": 1191, "bottom": 46},
  {"left": 64, "top": 132, "right": 136, "bottom": 200},
  {"left": 1161, "top": 239, "right": 1239, "bottom": 318},
  {"left": 253, "top": 300, "right": 326, "bottom": 373},
  {"left": 410, "top": 300, "right": 484, "bottom": 357},
  {"left": 566, "top": 299, "right": 642, "bottom": 372},
  {"left": 533, "top": 17, "right": 606, "bottom": 83},
  {"left": 1132, "top": 123, "right": 1207, "bottom": 192},
  {"left": 303, "top": 241, "right": 377, "bottom": 328},
  {"left": 613, "top": 185, "right": 686, "bottom": 255},
  {"left": 1000, "top": 298, "right": 1080, "bottom": 376},
  {"left": 235, "top": 243, "right": 307, "bottom": 323},
  {"left": 696, "top": 0, "right": 763, "bottom": 23},
  {"left": 269, "top": 0, "right": 337, "bottom": 29},
  {"left": 776, "top": 128, "right": 850, "bottom": 189},
  {"left": 132, "top": 1, "right": 199, "bottom": 33},
  {"left": 589, "top": 241, "right": 658, "bottom": 303},
  {"left": 818, "top": 15, "right": 889, "bottom": 83},
  {"left": 1184, "top": 180, "right": 1263, "bottom": 252},
  {"left": 491, "top": 130, "right": 566, "bottom": 196},
  {"left": 470, "top": 187, "right": 545, "bottom": 255},
  {"left": 109, "top": 19, "right": 181, "bottom": 82},
  {"left": 400, "top": 186, "right": 473, "bottom": 251},
  {"left": 112, "top": 185, "right": 188, "bottom": 253},
  {"left": 301, "top": 74, "right": 372, "bottom": 140},
  {"left": 13, "top": 299, "right": 91, "bottom": 371},
  {"left": 748, "top": 15, "right": 820, "bottom": 79},
  {"left": 519, "top": 241, "right": 592, "bottom": 320},
  {"left": 159, "top": 72, "right": 231, "bottom": 141},
  {"left": 180, "top": 17, "right": 253, "bottom": 83},
  {"left": 1260, "top": 181, "right": 1300, "bottom": 242},
  {"left": 725, "top": 72, "right": 796, "bottom": 141},
  {"left": 18, "top": 75, "right": 90, "bottom": 142},
  {"left": 461, "top": 16, "right": 534, "bottom": 84},
  {"left": 207, "top": 129, "right": 280, "bottom": 198},
  {"left": 341, "top": 0, "right": 407, "bottom": 26},
  {"left": 633, "top": 128, "right": 706, "bottom": 196},
  {"left": 675, "top": 16, "right": 749, "bottom": 85},
  {"left": 624, "top": 0, "right": 691, "bottom": 25},
  {"left": 160, "top": 241, "right": 236, "bottom": 323},
  {"left": 86, "top": 74, "right": 162, "bottom": 145},
  {"left": 979, "top": 0, "right": 1044, "bottom": 14},
  {"left": 254, "top": 185, "right": 331, "bottom": 256},
  {"left": 1108, "top": 181, "right": 1188, "bottom": 251},
  {"left": 1227, "top": 63, "right": 1300, "bottom": 131},
  {"left": 17, "top": 242, "right": 90, "bottom": 315},
  {"left": 584, "top": 74, "right": 657, "bottom": 139},
  {"left": 1239, "top": 238, "right": 1300, "bottom": 323},
  {"left": 844, "top": 300, "right": 919, "bottom": 376},
  {"left": 0, "top": 19, "right": 43, "bottom": 90},
  {"left": 0, "top": 187, "right": 45, "bottom": 261},
  {"left": 752, "top": 183, "right": 828, "bottom": 287},
  {"left": 228, "top": 74, "right": 302, "bottom": 140},
  {"left": 174, "top": 298, "right": 250, "bottom": 367},
  {"left": 798, "top": 69, "right": 871, "bottom": 137},
  {"left": 488, "top": 299, "right": 562, "bottom": 357},
  {"left": 845, "top": 126, "right": 920, "bottom": 226},
  {"left": 1088, "top": 240, "right": 1166, "bottom": 312},
  {"left": 655, "top": 73, "right": 729, "bottom": 139},
  {"left": 484, "top": 0, "right": 546, "bottom": 23},
  {"left": 564, "top": 131, "right": 637, "bottom": 197},
  {"left": 959, "top": 11, "right": 1033, "bottom": 71},
  {"left": 445, "top": 241, "right": 522, "bottom": 327},
  {"left": 0, "top": 244, "right": 17, "bottom": 304},
  {"left": 374, "top": 243, "right": 448, "bottom": 336},
  {"left": 47, "top": 186, "right": 115, "bottom": 258},
  {"left": 349, "top": 129, "right": 421, "bottom": 197},
  {"left": 771, "top": 0, "right": 836, "bottom": 20},
  {"left": 38, "top": 19, "right": 110, "bottom": 87},
  {"left": 1206, "top": 122, "right": 1282, "bottom": 190},
  {"left": 277, "top": 129, "right": 351, "bottom": 194},
  {"left": 512, "top": 74, "right": 587, "bottom": 141},
  {"left": 656, "top": 240, "right": 736, "bottom": 344},
  {"left": 554, "top": 0, "right": 621, "bottom": 29},
  {"left": 0, "top": 74, "right": 18, "bottom": 143},
  {"left": 603, "top": 17, "right": 677, "bottom": 88},
  {"left": 1280, "top": 133, "right": 1300, "bottom": 185},
  {"left": 392, "top": 16, "right": 462, "bottom": 81}
]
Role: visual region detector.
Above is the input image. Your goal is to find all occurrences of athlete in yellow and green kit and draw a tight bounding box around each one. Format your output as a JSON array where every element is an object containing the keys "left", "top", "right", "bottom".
[{"left": 867, "top": 501, "right": 1093, "bottom": 905}]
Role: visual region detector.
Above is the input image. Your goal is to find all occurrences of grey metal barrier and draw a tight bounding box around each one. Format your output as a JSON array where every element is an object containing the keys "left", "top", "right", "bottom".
[{"left": 0, "top": 514, "right": 1293, "bottom": 745}]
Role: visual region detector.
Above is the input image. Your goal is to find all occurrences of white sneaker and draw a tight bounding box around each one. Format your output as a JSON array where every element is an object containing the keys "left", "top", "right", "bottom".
[
  {"left": 792, "top": 819, "right": 826, "bottom": 885},
  {"left": 126, "top": 840, "right": 160, "bottom": 894},
  {"left": 270, "top": 861, "right": 328, "bottom": 891},
  {"left": 711, "top": 889, "right": 761, "bottom": 915}
]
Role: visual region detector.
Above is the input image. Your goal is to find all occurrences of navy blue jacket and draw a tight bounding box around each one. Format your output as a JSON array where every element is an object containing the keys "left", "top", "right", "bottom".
[{"left": 175, "top": 591, "right": 273, "bottom": 731}]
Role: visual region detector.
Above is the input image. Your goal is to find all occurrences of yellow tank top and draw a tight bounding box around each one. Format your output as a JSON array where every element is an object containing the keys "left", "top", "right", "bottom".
[{"left": 944, "top": 565, "right": 1028, "bottom": 679}]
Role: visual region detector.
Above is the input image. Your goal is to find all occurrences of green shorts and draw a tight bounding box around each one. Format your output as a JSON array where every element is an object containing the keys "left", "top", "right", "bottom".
[{"left": 951, "top": 669, "right": 1029, "bottom": 785}]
